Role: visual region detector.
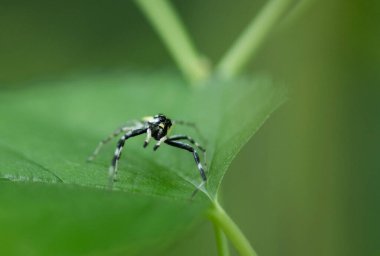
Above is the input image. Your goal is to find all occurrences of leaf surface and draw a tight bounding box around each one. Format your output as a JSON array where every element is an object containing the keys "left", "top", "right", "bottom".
[{"left": 0, "top": 72, "right": 286, "bottom": 254}]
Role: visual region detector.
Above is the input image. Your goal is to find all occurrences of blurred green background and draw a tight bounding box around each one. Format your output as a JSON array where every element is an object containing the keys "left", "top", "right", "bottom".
[{"left": 1, "top": 0, "right": 379, "bottom": 255}]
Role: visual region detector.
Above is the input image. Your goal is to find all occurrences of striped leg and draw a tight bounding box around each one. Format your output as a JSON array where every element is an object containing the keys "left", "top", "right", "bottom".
[
  {"left": 152, "top": 136, "right": 167, "bottom": 151},
  {"left": 173, "top": 120, "right": 207, "bottom": 143},
  {"left": 87, "top": 122, "right": 142, "bottom": 162},
  {"left": 164, "top": 140, "right": 207, "bottom": 196},
  {"left": 143, "top": 128, "right": 152, "bottom": 148},
  {"left": 163, "top": 135, "right": 207, "bottom": 168},
  {"left": 108, "top": 128, "right": 147, "bottom": 185}
]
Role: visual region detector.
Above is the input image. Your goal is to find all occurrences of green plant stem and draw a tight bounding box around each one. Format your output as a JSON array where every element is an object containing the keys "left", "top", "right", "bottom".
[
  {"left": 135, "top": 0, "right": 210, "bottom": 85},
  {"left": 213, "top": 222, "right": 230, "bottom": 256},
  {"left": 279, "top": 0, "right": 315, "bottom": 29},
  {"left": 208, "top": 200, "right": 258, "bottom": 256},
  {"left": 216, "top": 0, "right": 295, "bottom": 79}
]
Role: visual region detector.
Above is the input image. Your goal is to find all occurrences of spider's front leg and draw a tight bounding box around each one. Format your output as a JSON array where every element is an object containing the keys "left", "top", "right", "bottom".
[
  {"left": 153, "top": 136, "right": 168, "bottom": 151},
  {"left": 108, "top": 128, "right": 147, "bottom": 186},
  {"left": 143, "top": 128, "right": 152, "bottom": 148},
  {"left": 164, "top": 140, "right": 207, "bottom": 196},
  {"left": 159, "top": 135, "right": 207, "bottom": 168}
]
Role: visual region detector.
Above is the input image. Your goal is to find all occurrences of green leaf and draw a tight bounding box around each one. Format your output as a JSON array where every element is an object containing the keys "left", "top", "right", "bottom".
[
  {"left": 0, "top": 182, "right": 207, "bottom": 256},
  {"left": 0, "top": 71, "right": 286, "bottom": 254}
]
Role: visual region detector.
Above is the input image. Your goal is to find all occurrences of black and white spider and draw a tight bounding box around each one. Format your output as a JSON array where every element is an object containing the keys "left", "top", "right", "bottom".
[{"left": 88, "top": 114, "right": 207, "bottom": 192}]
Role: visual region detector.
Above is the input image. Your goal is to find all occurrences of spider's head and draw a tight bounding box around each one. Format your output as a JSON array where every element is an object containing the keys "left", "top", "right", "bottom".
[{"left": 149, "top": 114, "right": 172, "bottom": 139}]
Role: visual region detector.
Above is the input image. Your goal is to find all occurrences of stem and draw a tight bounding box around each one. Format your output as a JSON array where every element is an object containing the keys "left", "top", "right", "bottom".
[
  {"left": 213, "top": 222, "right": 230, "bottom": 256},
  {"left": 135, "top": 0, "right": 210, "bottom": 85},
  {"left": 216, "top": 0, "right": 295, "bottom": 79},
  {"left": 214, "top": 223, "right": 230, "bottom": 256},
  {"left": 279, "top": 0, "right": 315, "bottom": 29},
  {"left": 212, "top": 190, "right": 230, "bottom": 256},
  {"left": 208, "top": 200, "right": 258, "bottom": 256}
]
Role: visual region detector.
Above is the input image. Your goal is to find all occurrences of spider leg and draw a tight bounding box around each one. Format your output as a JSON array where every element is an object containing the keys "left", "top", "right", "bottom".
[
  {"left": 87, "top": 121, "right": 144, "bottom": 161},
  {"left": 109, "top": 128, "right": 147, "bottom": 186},
  {"left": 164, "top": 140, "right": 207, "bottom": 195},
  {"left": 152, "top": 136, "right": 168, "bottom": 151},
  {"left": 162, "top": 135, "right": 207, "bottom": 169},
  {"left": 143, "top": 128, "right": 152, "bottom": 148},
  {"left": 173, "top": 120, "right": 207, "bottom": 143}
]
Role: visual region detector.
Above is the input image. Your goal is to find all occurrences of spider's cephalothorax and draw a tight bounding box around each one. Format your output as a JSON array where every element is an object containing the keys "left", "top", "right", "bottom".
[
  {"left": 146, "top": 114, "right": 172, "bottom": 141},
  {"left": 88, "top": 114, "right": 207, "bottom": 196}
]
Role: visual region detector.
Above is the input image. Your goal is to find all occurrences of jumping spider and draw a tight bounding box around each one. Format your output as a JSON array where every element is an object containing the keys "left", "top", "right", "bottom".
[{"left": 88, "top": 114, "right": 207, "bottom": 194}]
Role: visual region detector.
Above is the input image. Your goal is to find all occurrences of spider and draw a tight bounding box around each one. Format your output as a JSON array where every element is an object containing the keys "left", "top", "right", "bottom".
[{"left": 88, "top": 114, "right": 207, "bottom": 193}]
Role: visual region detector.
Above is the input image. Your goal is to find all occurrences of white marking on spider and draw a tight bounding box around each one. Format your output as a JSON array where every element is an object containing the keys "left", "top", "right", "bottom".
[
  {"left": 156, "top": 136, "right": 167, "bottom": 146},
  {"left": 145, "top": 129, "right": 152, "bottom": 142},
  {"left": 114, "top": 148, "right": 121, "bottom": 156}
]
